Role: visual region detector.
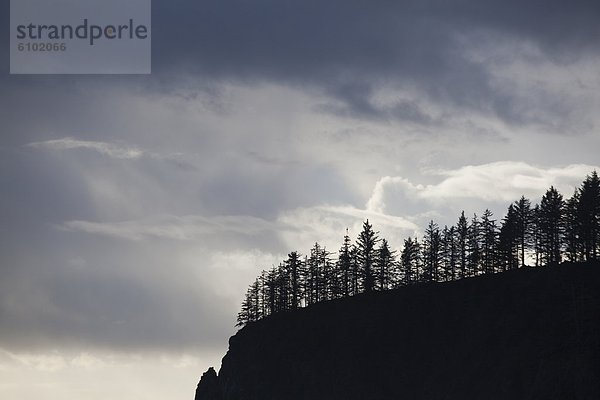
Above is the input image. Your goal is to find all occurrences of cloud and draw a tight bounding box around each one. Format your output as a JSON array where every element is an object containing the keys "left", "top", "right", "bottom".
[
  {"left": 145, "top": 0, "right": 600, "bottom": 132},
  {"left": 425, "top": 162, "right": 598, "bottom": 201},
  {"left": 0, "top": 349, "right": 221, "bottom": 400},
  {"left": 366, "top": 162, "right": 600, "bottom": 226},
  {"left": 28, "top": 138, "right": 144, "bottom": 159},
  {"left": 60, "top": 214, "right": 284, "bottom": 241},
  {"left": 206, "top": 249, "right": 285, "bottom": 299},
  {"left": 4, "top": 350, "right": 68, "bottom": 372},
  {"left": 0, "top": 240, "right": 234, "bottom": 352},
  {"left": 4, "top": 0, "right": 598, "bottom": 135},
  {"left": 277, "top": 204, "right": 420, "bottom": 252}
]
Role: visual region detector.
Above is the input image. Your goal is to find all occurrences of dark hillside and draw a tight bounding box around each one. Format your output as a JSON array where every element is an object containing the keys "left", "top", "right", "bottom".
[{"left": 196, "top": 262, "right": 600, "bottom": 400}]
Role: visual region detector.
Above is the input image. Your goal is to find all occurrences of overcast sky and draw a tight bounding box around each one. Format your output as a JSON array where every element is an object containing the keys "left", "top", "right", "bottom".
[{"left": 2, "top": 1, "right": 600, "bottom": 399}]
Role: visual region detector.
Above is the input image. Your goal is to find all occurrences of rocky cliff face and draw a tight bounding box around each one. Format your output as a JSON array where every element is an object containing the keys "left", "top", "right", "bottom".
[{"left": 196, "top": 262, "right": 600, "bottom": 400}]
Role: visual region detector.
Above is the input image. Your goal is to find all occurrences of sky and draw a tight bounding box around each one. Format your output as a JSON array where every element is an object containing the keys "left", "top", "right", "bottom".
[{"left": 1, "top": 1, "right": 600, "bottom": 399}]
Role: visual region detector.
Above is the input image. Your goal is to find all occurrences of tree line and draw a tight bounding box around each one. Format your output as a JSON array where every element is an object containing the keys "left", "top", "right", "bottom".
[{"left": 237, "top": 171, "right": 600, "bottom": 326}]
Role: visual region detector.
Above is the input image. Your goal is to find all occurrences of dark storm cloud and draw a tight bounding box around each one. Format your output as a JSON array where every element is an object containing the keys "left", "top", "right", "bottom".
[
  {"left": 149, "top": 0, "right": 600, "bottom": 123},
  {"left": 2, "top": 0, "right": 598, "bottom": 127},
  {"left": 317, "top": 82, "right": 435, "bottom": 124},
  {"left": 153, "top": 0, "right": 600, "bottom": 77}
]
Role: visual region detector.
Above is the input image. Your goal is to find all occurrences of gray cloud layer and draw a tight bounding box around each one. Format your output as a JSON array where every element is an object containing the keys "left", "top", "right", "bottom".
[
  {"left": 3, "top": 1, "right": 600, "bottom": 132},
  {"left": 149, "top": 0, "right": 600, "bottom": 126}
]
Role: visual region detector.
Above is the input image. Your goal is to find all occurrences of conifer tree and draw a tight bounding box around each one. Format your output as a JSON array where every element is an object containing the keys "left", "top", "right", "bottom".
[
  {"left": 440, "top": 226, "right": 450, "bottom": 282},
  {"left": 456, "top": 211, "right": 468, "bottom": 278},
  {"left": 538, "top": 186, "right": 564, "bottom": 265},
  {"left": 265, "top": 266, "right": 278, "bottom": 314},
  {"left": 285, "top": 251, "right": 303, "bottom": 309},
  {"left": 481, "top": 209, "right": 498, "bottom": 274},
  {"left": 337, "top": 230, "right": 352, "bottom": 297},
  {"left": 467, "top": 214, "right": 481, "bottom": 276},
  {"left": 276, "top": 262, "right": 289, "bottom": 312},
  {"left": 350, "top": 245, "right": 360, "bottom": 296},
  {"left": 531, "top": 205, "right": 542, "bottom": 267},
  {"left": 236, "top": 290, "right": 252, "bottom": 327},
  {"left": 356, "top": 220, "right": 379, "bottom": 292},
  {"left": 513, "top": 196, "right": 533, "bottom": 267},
  {"left": 320, "top": 247, "right": 334, "bottom": 301},
  {"left": 400, "top": 237, "right": 420, "bottom": 285},
  {"left": 258, "top": 270, "right": 269, "bottom": 317},
  {"left": 423, "top": 220, "right": 441, "bottom": 282},
  {"left": 444, "top": 226, "right": 458, "bottom": 281},
  {"left": 563, "top": 191, "right": 581, "bottom": 262},
  {"left": 375, "top": 239, "right": 397, "bottom": 290},
  {"left": 499, "top": 204, "right": 519, "bottom": 271},
  {"left": 237, "top": 279, "right": 262, "bottom": 326},
  {"left": 306, "top": 243, "right": 323, "bottom": 305},
  {"left": 578, "top": 171, "right": 600, "bottom": 261}
]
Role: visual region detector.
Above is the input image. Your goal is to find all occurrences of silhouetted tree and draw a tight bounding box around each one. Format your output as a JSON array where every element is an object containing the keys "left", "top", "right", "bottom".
[
  {"left": 276, "top": 262, "right": 290, "bottom": 311},
  {"left": 258, "top": 270, "right": 269, "bottom": 317},
  {"left": 481, "top": 209, "right": 498, "bottom": 274},
  {"left": 320, "top": 247, "right": 335, "bottom": 301},
  {"left": 337, "top": 230, "right": 352, "bottom": 297},
  {"left": 577, "top": 171, "right": 600, "bottom": 261},
  {"left": 443, "top": 226, "right": 458, "bottom": 281},
  {"left": 531, "top": 205, "right": 542, "bottom": 267},
  {"left": 236, "top": 290, "right": 252, "bottom": 326},
  {"left": 538, "top": 186, "right": 564, "bottom": 265},
  {"left": 513, "top": 196, "right": 533, "bottom": 267},
  {"left": 265, "top": 266, "right": 278, "bottom": 314},
  {"left": 400, "top": 237, "right": 421, "bottom": 285},
  {"left": 237, "top": 279, "right": 262, "bottom": 326},
  {"left": 563, "top": 191, "right": 582, "bottom": 262},
  {"left": 306, "top": 243, "right": 325, "bottom": 305},
  {"left": 467, "top": 214, "right": 481, "bottom": 276},
  {"left": 250, "top": 279, "right": 262, "bottom": 320},
  {"left": 285, "top": 251, "right": 303, "bottom": 309},
  {"left": 375, "top": 239, "right": 397, "bottom": 290},
  {"left": 456, "top": 211, "right": 468, "bottom": 278},
  {"left": 350, "top": 245, "right": 360, "bottom": 296},
  {"left": 499, "top": 204, "right": 519, "bottom": 271},
  {"left": 356, "top": 220, "right": 379, "bottom": 292},
  {"left": 423, "top": 220, "right": 441, "bottom": 282}
]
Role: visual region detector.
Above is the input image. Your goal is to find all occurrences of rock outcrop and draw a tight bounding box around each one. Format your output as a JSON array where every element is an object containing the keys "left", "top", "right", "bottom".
[
  {"left": 195, "top": 367, "right": 221, "bottom": 400},
  {"left": 196, "top": 262, "right": 600, "bottom": 400}
]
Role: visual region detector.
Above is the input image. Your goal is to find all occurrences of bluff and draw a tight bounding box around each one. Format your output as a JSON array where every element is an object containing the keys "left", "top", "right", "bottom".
[{"left": 196, "top": 262, "right": 600, "bottom": 400}]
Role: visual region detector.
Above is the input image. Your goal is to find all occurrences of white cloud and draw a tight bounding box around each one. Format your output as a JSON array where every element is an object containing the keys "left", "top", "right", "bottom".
[
  {"left": 425, "top": 162, "right": 598, "bottom": 201},
  {"left": 28, "top": 138, "right": 144, "bottom": 159},
  {"left": 366, "top": 176, "right": 423, "bottom": 214},
  {"left": 368, "top": 162, "right": 599, "bottom": 217}
]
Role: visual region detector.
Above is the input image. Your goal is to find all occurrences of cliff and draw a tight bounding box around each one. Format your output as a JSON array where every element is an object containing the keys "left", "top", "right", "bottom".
[{"left": 196, "top": 262, "right": 600, "bottom": 400}]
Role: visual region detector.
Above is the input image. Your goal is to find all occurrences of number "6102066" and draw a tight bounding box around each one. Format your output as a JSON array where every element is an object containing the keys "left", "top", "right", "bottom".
[{"left": 17, "top": 42, "right": 67, "bottom": 51}]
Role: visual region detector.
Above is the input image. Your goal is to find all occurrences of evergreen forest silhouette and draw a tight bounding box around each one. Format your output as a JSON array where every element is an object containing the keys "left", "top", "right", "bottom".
[{"left": 236, "top": 171, "right": 600, "bottom": 326}]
